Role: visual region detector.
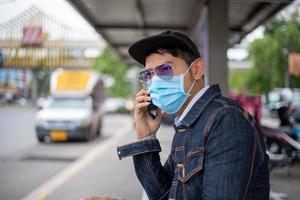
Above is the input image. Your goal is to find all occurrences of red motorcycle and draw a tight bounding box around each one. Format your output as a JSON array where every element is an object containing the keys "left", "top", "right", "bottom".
[{"left": 261, "top": 108, "right": 300, "bottom": 171}]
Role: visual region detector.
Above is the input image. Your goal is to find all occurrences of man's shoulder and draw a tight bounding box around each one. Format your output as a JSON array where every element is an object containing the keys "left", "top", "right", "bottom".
[
  {"left": 201, "top": 95, "right": 247, "bottom": 125},
  {"left": 205, "top": 95, "right": 243, "bottom": 113}
]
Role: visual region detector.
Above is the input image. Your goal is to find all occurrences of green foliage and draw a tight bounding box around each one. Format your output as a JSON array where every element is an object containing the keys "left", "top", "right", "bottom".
[
  {"left": 248, "top": 35, "right": 285, "bottom": 92},
  {"left": 230, "top": 14, "right": 300, "bottom": 94},
  {"left": 229, "top": 69, "right": 251, "bottom": 92},
  {"left": 93, "top": 47, "right": 131, "bottom": 98}
]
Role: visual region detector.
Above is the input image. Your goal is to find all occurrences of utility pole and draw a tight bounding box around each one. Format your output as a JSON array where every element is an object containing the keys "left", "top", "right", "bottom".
[
  {"left": 31, "top": 69, "right": 38, "bottom": 106},
  {"left": 282, "top": 47, "right": 290, "bottom": 88}
]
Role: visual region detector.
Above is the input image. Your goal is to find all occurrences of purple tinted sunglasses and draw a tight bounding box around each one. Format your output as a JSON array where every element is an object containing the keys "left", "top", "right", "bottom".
[{"left": 138, "top": 63, "right": 174, "bottom": 84}]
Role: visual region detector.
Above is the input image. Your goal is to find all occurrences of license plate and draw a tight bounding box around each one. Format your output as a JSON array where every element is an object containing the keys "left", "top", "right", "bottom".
[{"left": 50, "top": 131, "right": 68, "bottom": 141}]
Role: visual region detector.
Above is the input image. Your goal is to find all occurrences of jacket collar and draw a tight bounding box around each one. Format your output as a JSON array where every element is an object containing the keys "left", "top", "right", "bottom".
[{"left": 179, "top": 84, "right": 222, "bottom": 128}]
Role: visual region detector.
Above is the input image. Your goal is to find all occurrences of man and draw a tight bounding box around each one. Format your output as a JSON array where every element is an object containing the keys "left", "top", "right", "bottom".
[{"left": 117, "top": 30, "right": 270, "bottom": 200}]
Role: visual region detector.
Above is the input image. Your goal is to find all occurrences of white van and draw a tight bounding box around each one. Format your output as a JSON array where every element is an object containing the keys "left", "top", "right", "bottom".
[{"left": 35, "top": 69, "right": 105, "bottom": 142}]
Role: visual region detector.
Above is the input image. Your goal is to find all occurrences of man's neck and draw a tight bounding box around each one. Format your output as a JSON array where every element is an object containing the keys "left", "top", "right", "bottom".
[{"left": 177, "top": 81, "right": 204, "bottom": 116}]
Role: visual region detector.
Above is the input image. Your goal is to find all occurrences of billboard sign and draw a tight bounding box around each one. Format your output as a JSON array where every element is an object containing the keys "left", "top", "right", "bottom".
[
  {"left": 22, "top": 26, "right": 43, "bottom": 46},
  {"left": 289, "top": 53, "right": 300, "bottom": 77}
]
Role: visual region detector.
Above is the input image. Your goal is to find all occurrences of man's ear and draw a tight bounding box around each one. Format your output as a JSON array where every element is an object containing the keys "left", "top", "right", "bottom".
[{"left": 192, "top": 58, "right": 205, "bottom": 80}]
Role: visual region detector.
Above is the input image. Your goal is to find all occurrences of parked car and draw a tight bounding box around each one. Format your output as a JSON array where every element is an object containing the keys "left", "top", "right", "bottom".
[
  {"left": 35, "top": 69, "right": 105, "bottom": 142},
  {"left": 102, "top": 97, "right": 128, "bottom": 114}
]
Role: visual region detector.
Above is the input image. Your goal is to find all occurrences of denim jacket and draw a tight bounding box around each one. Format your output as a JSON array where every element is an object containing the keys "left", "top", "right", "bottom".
[{"left": 117, "top": 84, "right": 270, "bottom": 200}]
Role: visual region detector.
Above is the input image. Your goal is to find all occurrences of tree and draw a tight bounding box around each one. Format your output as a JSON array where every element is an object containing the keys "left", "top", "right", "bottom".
[
  {"left": 230, "top": 13, "right": 300, "bottom": 94},
  {"left": 93, "top": 47, "right": 131, "bottom": 98}
]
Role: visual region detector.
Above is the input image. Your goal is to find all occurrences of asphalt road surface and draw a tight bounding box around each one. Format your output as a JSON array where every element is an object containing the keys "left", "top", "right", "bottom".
[
  {"left": 0, "top": 107, "right": 140, "bottom": 200},
  {"left": 0, "top": 107, "right": 299, "bottom": 200}
]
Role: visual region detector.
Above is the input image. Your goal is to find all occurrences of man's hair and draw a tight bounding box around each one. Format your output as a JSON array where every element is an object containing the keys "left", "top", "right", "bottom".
[
  {"left": 145, "top": 46, "right": 204, "bottom": 81},
  {"left": 145, "top": 46, "right": 198, "bottom": 66}
]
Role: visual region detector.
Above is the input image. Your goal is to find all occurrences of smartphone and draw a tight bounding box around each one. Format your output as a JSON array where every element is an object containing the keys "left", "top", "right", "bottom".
[
  {"left": 147, "top": 94, "right": 158, "bottom": 119},
  {"left": 141, "top": 81, "right": 158, "bottom": 119}
]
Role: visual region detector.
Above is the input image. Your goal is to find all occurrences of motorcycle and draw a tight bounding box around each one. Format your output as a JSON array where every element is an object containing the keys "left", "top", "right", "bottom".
[{"left": 261, "top": 106, "right": 300, "bottom": 171}]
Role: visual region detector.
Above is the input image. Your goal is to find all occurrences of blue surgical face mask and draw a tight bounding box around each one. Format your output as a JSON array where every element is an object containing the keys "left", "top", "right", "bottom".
[{"left": 147, "top": 62, "right": 196, "bottom": 114}]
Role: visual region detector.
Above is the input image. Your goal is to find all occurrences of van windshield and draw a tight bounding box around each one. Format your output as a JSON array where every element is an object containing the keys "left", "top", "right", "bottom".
[{"left": 48, "top": 98, "right": 89, "bottom": 108}]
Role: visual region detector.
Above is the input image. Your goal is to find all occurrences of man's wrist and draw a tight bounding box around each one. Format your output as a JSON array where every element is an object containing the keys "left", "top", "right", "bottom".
[
  {"left": 117, "top": 137, "right": 161, "bottom": 160},
  {"left": 137, "top": 133, "right": 157, "bottom": 140}
]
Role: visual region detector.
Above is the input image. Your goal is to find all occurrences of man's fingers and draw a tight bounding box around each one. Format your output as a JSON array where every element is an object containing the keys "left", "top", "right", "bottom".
[
  {"left": 136, "top": 89, "right": 148, "bottom": 97},
  {"left": 135, "top": 101, "right": 150, "bottom": 109},
  {"left": 135, "top": 90, "right": 151, "bottom": 111},
  {"left": 135, "top": 95, "right": 151, "bottom": 104}
]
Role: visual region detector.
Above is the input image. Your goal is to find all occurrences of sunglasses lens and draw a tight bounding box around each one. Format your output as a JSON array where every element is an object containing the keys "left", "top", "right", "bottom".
[
  {"left": 138, "top": 63, "right": 173, "bottom": 84},
  {"left": 155, "top": 63, "right": 173, "bottom": 78},
  {"left": 138, "top": 70, "right": 152, "bottom": 83}
]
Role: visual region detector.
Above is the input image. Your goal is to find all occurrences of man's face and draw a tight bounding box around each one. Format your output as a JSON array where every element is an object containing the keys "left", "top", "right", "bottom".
[{"left": 145, "top": 52, "right": 194, "bottom": 94}]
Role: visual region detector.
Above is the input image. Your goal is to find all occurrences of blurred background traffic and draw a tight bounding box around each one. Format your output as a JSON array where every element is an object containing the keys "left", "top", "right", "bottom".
[{"left": 0, "top": 0, "right": 300, "bottom": 200}]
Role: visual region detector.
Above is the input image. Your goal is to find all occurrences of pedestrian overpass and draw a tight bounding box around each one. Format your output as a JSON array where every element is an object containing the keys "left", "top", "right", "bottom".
[
  {"left": 0, "top": 6, "right": 102, "bottom": 102},
  {"left": 67, "top": 0, "right": 294, "bottom": 95},
  {"left": 0, "top": 6, "right": 101, "bottom": 69}
]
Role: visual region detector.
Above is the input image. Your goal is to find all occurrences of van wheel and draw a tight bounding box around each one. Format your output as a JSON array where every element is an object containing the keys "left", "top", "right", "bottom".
[
  {"left": 83, "top": 131, "right": 91, "bottom": 141},
  {"left": 44, "top": 136, "right": 51, "bottom": 143},
  {"left": 83, "top": 134, "right": 90, "bottom": 141},
  {"left": 83, "top": 127, "right": 92, "bottom": 141},
  {"left": 97, "top": 121, "right": 102, "bottom": 136},
  {"left": 37, "top": 136, "right": 44, "bottom": 143}
]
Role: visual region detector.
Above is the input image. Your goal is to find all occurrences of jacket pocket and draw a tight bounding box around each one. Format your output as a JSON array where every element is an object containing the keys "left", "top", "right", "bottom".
[{"left": 178, "top": 147, "right": 205, "bottom": 182}]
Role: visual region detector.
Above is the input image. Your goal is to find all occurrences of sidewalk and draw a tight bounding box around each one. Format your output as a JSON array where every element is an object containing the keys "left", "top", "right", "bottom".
[{"left": 23, "top": 121, "right": 174, "bottom": 200}]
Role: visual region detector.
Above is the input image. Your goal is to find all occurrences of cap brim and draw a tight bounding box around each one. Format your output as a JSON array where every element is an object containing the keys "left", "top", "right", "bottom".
[{"left": 128, "top": 34, "right": 194, "bottom": 66}]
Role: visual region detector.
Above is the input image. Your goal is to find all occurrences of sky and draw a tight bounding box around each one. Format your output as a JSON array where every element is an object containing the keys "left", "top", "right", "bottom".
[
  {"left": 0, "top": 0, "right": 299, "bottom": 61},
  {"left": 0, "top": 0, "right": 92, "bottom": 31}
]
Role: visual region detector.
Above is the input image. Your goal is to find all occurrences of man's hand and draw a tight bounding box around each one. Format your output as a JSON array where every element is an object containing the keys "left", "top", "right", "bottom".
[
  {"left": 80, "top": 197, "right": 118, "bottom": 200},
  {"left": 134, "top": 89, "right": 162, "bottom": 139}
]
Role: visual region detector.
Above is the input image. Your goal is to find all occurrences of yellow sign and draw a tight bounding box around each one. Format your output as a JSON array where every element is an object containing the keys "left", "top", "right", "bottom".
[
  {"left": 50, "top": 131, "right": 68, "bottom": 141},
  {"left": 56, "top": 70, "right": 91, "bottom": 92},
  {"left": 289, "top": 53, "right": 300, "bottom": 77}
]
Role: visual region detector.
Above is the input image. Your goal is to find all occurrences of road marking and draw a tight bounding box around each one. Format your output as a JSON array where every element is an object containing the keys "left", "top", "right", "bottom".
[{"left": 21, "top": 124, "right": 132, "bottom": 200}]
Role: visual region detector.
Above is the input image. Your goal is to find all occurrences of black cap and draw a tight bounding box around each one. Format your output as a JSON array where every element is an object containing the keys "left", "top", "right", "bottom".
[{"left": 128, "top": 30, "right": 201, "bottom": 65}]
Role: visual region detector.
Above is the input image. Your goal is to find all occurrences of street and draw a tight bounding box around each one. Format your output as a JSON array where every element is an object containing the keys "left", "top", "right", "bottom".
[
  {"left": 1, "top": 107, "right": 300, "bottom": 200},
  {"left": 0, "top": 107, "right": 141, "bottom": 200},
  {"left": 0, "top": 107, "right": 37, "bottom": 156},
  {"left": 270, "top": 166, "right": 300, "bottom": 200}
]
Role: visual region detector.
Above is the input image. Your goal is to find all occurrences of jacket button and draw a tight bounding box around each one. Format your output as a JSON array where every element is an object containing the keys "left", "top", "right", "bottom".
[
  {"left": 177, "top": 163, "right": 184, "bottom": 168},
  {"left": 177, "top": 128, "right": 186, "bottom": 133},
  {"left": 177, "top": 163, "right": 185, "bottom": 177}
]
